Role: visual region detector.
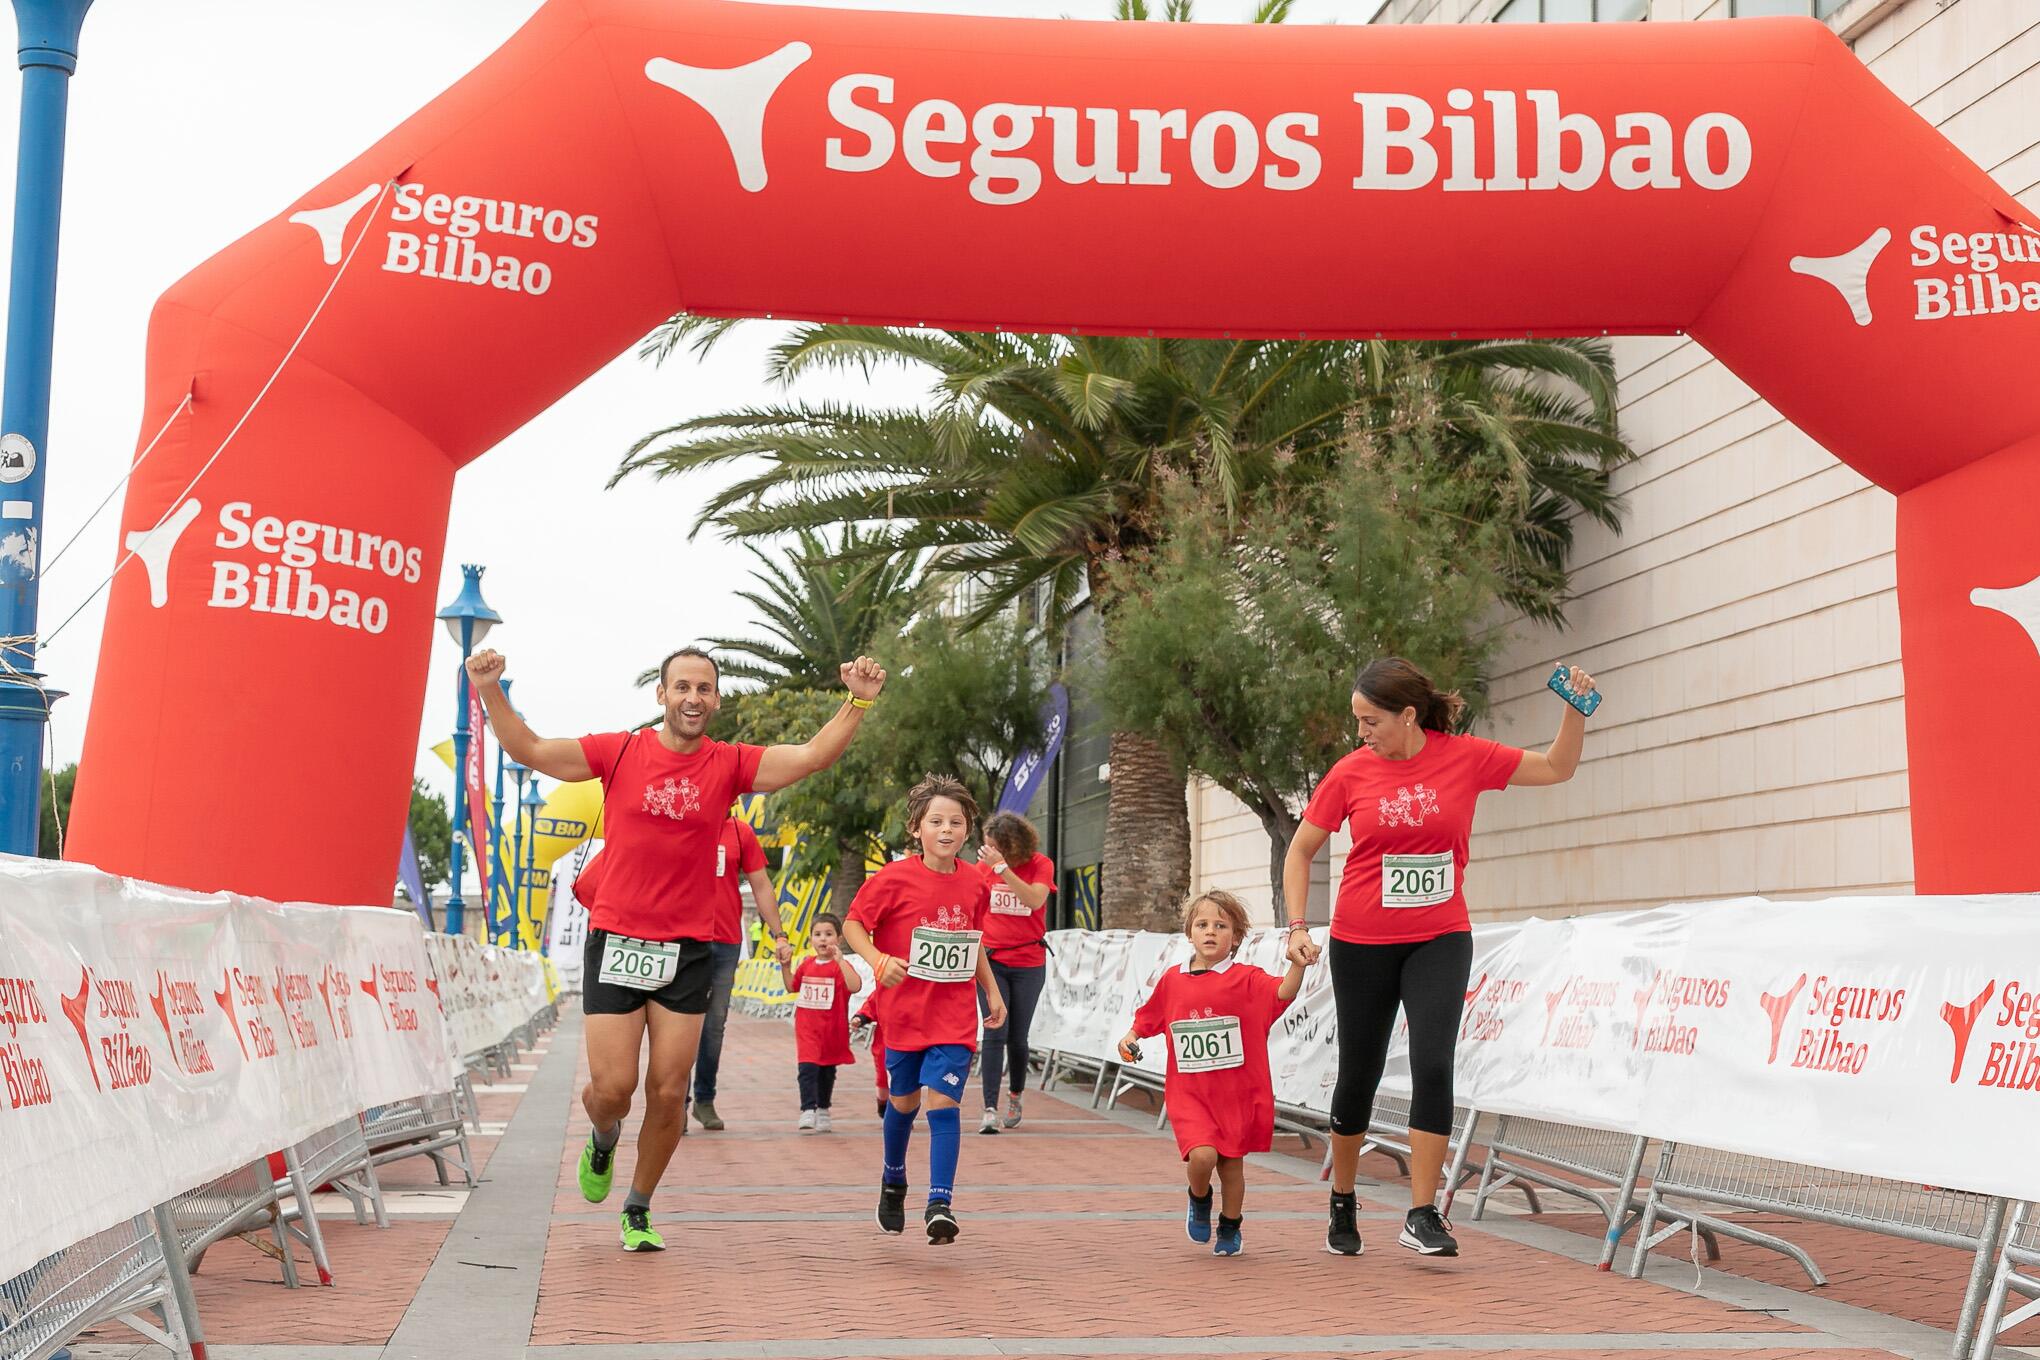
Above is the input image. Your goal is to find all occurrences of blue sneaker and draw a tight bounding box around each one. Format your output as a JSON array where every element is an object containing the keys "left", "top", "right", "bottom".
[
  {"left": 1213, "top": 1214, "right": 1244, "bottom": 1257},
  {"left": 1185, "top": 1189, "right": 1213, "bottom": 1244}
]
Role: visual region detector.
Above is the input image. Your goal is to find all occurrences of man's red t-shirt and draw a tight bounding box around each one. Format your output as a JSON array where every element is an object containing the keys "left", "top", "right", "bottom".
[
  {"left": 1130, "top": 959, "right": 1293, "bottom": 1159},
  {"left": 848, "top": 856, "right": 990, "bottom": 1053},
  {"left": 711, "top": 819, "right": 770, "bottom": 945},
  {"left": 792, "top": 956, "right": 854, "bottom": 1066},
  {"left": 577, "top": 731, "right": 764, "bottom": 942},
  {"left": 1301, "top": 730, "right": 1522, "bottom": 945},
  {"left": 979, "top": 852, "right": 1056, "bottom": 969}
]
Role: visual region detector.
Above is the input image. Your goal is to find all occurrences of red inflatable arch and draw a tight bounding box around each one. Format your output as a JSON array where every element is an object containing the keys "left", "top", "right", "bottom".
[{"left": 67, "top": 1, "right": 2040, "bottom": 905}]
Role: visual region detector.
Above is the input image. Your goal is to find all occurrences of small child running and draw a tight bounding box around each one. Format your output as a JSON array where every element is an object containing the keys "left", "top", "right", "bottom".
[
  {"left": 780, "top": 911, "right": 864, "bottom": 1133},
  {"left": 1118, "top": 890, "right": 1305, "bottom": 1258},
  {"left": 845, "top": 775, "right": 1007, "bottom": 1245}
]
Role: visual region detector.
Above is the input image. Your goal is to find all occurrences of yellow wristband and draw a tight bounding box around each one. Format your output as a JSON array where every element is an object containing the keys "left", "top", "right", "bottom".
[{"left": 849, "top": 696, "right": 875, "bottom": 710}]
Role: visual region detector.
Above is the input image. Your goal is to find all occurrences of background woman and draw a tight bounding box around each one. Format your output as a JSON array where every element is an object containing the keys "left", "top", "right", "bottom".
[
  {"left": 975, "top": 811, "right": 1056, "bottom": 1134},
  {"left": 1283, "top": 657, "right": 1596, "bottom": 1259}
]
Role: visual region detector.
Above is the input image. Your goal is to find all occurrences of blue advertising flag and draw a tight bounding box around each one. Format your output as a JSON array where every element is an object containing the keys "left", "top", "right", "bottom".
[
  {"left": 399, "top": 825, "right": 431, "bottom": 925},
  {"left": 997, "top": 684, "right": 1069, "bottom": 816}
]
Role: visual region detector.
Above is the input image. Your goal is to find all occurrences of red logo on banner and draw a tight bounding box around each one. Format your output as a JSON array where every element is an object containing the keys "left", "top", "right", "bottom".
[
  {"left": 1950, "top": 980, "right": 2040, "bottom": 1091},
  {"left": 214, "top": 970, "right": 248, "bottom": 1060},
  {"left": 60, "top": 969, "right": 100, "bottom": 1092},
  {"left": 1940, "top": 981, "right": 1996, "bottom": 1083},
  {"left": 1759, "top": 973, "right": 1807, "bottom": 1064}
]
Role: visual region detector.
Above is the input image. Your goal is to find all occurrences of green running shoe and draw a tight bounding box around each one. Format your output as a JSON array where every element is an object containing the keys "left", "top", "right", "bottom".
[
  {"left": 578, "top": 1137, "right": 615, "bottom": 1204},
  {"left": 620, "top": 1205, "right": 664, "bottom": 1252}
]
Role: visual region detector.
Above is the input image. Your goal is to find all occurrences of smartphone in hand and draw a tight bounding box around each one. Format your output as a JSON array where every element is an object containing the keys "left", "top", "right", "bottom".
[{"left": 1547, "top": 664, "right": 1602, "bottom": 717}]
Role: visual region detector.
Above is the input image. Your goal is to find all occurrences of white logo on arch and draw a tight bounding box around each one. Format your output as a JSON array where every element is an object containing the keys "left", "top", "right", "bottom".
[
  {"left": 289, "top": 184, "right": 382, "bottom": 266},
  {"left": 1790, "top": 227, "right": 1891, "bottom": 327},
  {"left": 644, "top": 43, "right": 812, "bottom": 192},
  {"left": 126, "top": 498, "right": 203, "bottom": 608},
  {"left": 1973, "top": 572, "right": 2040, "bottom": 657}
]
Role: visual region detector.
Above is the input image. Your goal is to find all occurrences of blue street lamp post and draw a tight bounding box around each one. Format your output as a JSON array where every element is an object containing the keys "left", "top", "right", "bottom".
[
  {"left": 435, "top": 565, "right": 499, "bottom": 937},
  {"left": 518, "top": 776, "right": 543, "bottom": 950},
  {"left": 0, "top": 0, "right": 94, "bottom": 856}
]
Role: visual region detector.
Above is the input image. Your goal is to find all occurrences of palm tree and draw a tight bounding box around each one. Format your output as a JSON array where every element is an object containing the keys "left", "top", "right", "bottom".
[{"left": 712, "top": 526, "right": 921, "bottom": 688}]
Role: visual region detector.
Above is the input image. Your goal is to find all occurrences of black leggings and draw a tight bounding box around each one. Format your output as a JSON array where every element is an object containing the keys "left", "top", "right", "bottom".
[
  {"left": 979, "top": 960, "right": 1046, "bottom": 1105},
  {"left": 1328, "top": 932, "right": 1472, "bottom": 1138}
]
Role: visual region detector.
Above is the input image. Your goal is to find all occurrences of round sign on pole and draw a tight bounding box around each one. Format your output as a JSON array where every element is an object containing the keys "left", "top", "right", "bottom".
[{"left": 0, "top": 434, "right": 35, "bottom": 484}]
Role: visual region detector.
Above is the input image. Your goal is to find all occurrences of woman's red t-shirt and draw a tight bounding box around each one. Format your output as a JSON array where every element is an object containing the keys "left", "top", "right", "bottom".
[
  {"left": 792, "top": 956, "right": 854, "bottom": 1066},
  {"left": 978, "top": 852, "right": 1056, "bottom": 969},
  {"left": 848, "top": 856, "right": 990, "bottom": 1053},
  {"left": 577, "top": 731, "right": 763, "bottom": 942},
  {"left": 1301, "top": 730, "right": 1522, "bottom": 945}
]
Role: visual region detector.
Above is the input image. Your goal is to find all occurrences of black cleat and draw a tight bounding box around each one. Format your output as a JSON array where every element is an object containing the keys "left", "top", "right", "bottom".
[
  {"left": 1326, "top": 1190, "right": 1365, "bottom": 1256},
  {"left": 876, "top": 1181, "right": 908, "bottom": 1235},
  {"left": 1400, "top": 1204, "right": 1459, "bottom": 1257},
  {"left": 925, "top": 1198, "right": 959, "bottom": 1244}
]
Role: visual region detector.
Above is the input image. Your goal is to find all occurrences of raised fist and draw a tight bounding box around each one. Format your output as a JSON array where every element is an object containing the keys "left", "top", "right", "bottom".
[
  {"left": 466, "top": 649, "right": 506, "bottom": 686},
  {"left": 840, "top": 655, "right": 887, "bottom": 702}
]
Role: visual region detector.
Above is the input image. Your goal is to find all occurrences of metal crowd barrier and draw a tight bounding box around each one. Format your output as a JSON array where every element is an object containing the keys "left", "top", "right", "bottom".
[
  {"left": 364, "top": 1087, "right": 478, "bottom": 1188},
  {"left": 1632, "top": 1142, "right": 2008, "bottom": 1359},
  {"left": 0, "top": 1210, "right": 199, "bottom": 1360},
  {"left": 1970, "top": 1199, "right": 2040, "bottom": 1358},
  {"left": 168, "top": 1158, "right": 304, "bottom": 1288},
  {"left": 277, "top": 1116, "right": 388, "bottom": 1286}
]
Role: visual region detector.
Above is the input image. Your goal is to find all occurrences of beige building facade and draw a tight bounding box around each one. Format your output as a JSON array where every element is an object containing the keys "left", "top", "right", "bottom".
[{"left": 1191, "top": 0, "right": 2037, "bottom": 922}]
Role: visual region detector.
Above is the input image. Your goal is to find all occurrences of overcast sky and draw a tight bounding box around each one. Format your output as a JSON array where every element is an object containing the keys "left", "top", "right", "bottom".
[{"left": 0, "top": 0, "right": 1374, "bottom": 818}]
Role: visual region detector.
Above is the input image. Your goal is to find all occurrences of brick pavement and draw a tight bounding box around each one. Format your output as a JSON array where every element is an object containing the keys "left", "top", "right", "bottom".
[{"left": 72, "top": 1010, "right": 2035, "bottom": 1360}]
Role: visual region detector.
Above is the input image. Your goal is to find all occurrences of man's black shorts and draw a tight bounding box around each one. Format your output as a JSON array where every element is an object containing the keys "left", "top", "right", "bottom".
[{"left": 582, "top": 930, "right": 715, "bottom": 1015}]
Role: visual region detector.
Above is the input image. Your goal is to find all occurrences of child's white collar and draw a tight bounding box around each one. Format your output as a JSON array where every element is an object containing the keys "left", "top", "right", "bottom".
[{"left": 1182, "top": 955, "right": 1235, "bottom": 975}]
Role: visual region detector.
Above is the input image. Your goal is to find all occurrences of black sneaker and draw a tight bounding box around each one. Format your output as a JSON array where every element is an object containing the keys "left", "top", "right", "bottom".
[
  {"left": 876, "top": 1182, "right": 908, "bottom": 1235},
  {"left": 1400, "top": 1204, "right": 1459, "bottom": 1257},
  {"left": 1326, "top": 1190, "right": 1365, "bottom": 1256},
  {"left": 925, "top": 1198, "right": 959, "bottom": 1245}
]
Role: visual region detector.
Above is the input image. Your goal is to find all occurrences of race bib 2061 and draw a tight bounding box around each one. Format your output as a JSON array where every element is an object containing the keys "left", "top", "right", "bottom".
[
  {"left": 598, "top": 935, "right": 678, "bottom": 991},
  {"left": 907, "top": 927, "right": 981, "bottom": 984},
  {"left": 1169, "top": 1016, "right": 1245, "bottom": 1073},
  {"left": 1382, "top": 851, "right": 1455, "bottom": 909}
]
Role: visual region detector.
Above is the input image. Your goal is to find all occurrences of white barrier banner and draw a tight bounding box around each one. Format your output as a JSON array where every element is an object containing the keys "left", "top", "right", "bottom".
[
  {"left": 1038, "top": 894, "right": 2040, "bottom": 1203},
  {"left": 0, "top": 857, "right": 549, "bottom": 1283}
]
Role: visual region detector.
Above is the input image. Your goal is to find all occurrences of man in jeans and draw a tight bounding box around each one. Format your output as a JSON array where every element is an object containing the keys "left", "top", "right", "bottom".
[{"left": 692, "top": 816, "right": 786, "bottom": 1130}]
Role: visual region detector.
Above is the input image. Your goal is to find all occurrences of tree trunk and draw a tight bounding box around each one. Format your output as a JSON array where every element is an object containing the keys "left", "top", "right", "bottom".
[
  {"left": 1101, "top": 728, "right": 1191, "bottom": 932},
  {"left": 1258, "top": 805, "right": 1299, "bottom": 920},
  {"left": 827, "top": 842, "right": 868, "bottom": 920}
]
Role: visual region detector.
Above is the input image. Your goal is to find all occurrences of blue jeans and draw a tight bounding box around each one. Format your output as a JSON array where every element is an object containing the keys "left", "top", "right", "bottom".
[{"left": 692, "top": 940, "right": 742, "bottom": 1102}]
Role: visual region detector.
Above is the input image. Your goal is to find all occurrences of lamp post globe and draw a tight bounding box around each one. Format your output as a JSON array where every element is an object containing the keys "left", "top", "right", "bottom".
[{"left": 434, "top": 564, "right": 500, "bottom": 936}]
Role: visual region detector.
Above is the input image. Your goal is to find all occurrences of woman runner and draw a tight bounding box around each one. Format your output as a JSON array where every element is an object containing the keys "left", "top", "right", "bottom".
[{"left": 1283, "top": 657, "right": 1595, "bottom": 1259}]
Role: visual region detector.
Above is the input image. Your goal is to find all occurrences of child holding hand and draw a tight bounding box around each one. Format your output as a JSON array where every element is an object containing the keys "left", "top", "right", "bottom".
[
  {"left": 780, "top": 911, "right": 864, "bottom": 1133},
  {"left": 1119, "top": 890, "right": 1305, "bottom": 1258}
]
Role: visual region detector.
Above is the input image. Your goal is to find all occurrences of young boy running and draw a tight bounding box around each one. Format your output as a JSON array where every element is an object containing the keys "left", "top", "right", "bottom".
[
  {"left": 1119, "top": 891, "right": 1305, "bottom": 1257},
  {"left": 844, "top": 776, "right": 1006, "bottom": 1244}
]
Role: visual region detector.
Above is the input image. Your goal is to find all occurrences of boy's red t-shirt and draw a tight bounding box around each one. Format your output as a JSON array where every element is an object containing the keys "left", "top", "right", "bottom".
[
  {"left": 1130, "top": 959, "right": 1294, "bottom": 1159},
  {"left": 978, "top": 853, "right": 1057, "bottom": 969},
  {"left": 848, "top": 856, "right": 990, "bottom": 1053},
  {"left": 791, "top": 956, "right": 854, "bottom": 1066},
  {"left": 577, "top": 730, "right": 764, "bottom": 942}
]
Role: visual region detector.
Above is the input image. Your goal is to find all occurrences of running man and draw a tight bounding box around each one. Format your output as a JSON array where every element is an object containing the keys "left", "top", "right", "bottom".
[{"left": 467, "top": 645, "right": 886, "bottom": 1251}]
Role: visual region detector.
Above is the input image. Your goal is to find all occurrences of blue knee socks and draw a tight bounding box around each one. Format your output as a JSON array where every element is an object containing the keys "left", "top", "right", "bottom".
[
  {"left": 926, "top": 1106, "right": 960, "bottom": 1205},
  {"left": 882, "top": 1101, "right": 916, "bottom": 1186}
]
